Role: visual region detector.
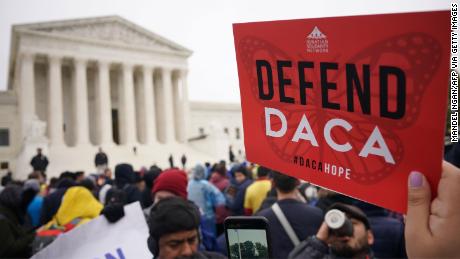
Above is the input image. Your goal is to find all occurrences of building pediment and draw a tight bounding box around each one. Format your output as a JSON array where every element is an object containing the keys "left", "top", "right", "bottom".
[{"left": 14, "top": 16, "right": 191, "bottom": 54}]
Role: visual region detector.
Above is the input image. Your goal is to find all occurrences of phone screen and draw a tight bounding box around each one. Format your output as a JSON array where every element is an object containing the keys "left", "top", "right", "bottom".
[{"left": 226, "top": 227, "right": 270, "bottom": 259}]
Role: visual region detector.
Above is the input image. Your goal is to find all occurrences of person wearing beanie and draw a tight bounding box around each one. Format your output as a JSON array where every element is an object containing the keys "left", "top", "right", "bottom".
[
  {"left": 289, "top": 202, "right": 375, "bottom": 259},
  {"left": 105, "top": 163, "right": 142, "bottom": 206},
  {"left": 187, "top": 164, "right": 225, "bottom": 236},
  {"left": 147, "top": 197, "right": 225, "bottom": 259},
  {"left": 140, "top": 166, "right": 162, "bottom": 208},
  {"left": 152, "top": 169, "right": 188, "bottom": 204}
]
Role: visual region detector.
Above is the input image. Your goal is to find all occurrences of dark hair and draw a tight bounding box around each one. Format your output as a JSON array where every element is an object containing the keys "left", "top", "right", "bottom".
[
  {"left": 56, "top": 178, "right": 76, "bottom": 189},
  {"left": 60, "top": 171, "right": 76, "bottom": 181},
  {"left": 144, "top": 168, "right": 161, "bottom": 190},
  {"left": 49, "top": 177, "right": 59, "bottom": 188},
  {"left": 273, "top": 171, "right": 298, "bottom": 193},
  {"left": 28, "top": 171, "right": 40, "bottom": 179},
  {"left": 148, "top": 196, "right": 200, "bottom": 240},
  {"left": 79, "top": 178, "right": 95, "bottom": 192},
  {"left": 233, "top": 165, "right": 248, "bottom": 177},
  {"left": 257, "top": 166, "right": 271, "bottom": 177}
]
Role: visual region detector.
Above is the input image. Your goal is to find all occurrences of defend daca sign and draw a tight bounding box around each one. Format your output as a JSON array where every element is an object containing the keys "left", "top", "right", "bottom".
[{"left": 233, "top": 11, "right": 450, "bottom": 213}]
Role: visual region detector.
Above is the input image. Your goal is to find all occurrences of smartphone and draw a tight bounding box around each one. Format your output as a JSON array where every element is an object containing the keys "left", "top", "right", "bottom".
[{"left": 224, "top": 216, "right": 272, "bottom": 259}]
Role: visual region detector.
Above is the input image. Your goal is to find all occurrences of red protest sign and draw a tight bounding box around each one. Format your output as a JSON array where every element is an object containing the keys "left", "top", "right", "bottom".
[{"left": 233, "top": 11, "right": 450, "bottom": 213}]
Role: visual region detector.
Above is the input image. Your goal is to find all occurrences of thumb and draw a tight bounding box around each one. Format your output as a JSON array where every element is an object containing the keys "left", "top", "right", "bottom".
[{"left": 405, "top": 171, "right": 431, "bottom": 239}]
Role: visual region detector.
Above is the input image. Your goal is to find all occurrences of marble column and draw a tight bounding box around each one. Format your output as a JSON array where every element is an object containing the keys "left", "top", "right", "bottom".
[
  {"left": 19, "top": 51, "right": 36, "bottom": 122},
  {"left": 179, "top": 70, "right": 190, "bottom": 143},
  {"left": 172, "top": 71, "right": 181, "bottom": 141},
  {"left": 47, "top": 54, "right": 65, "bottom": 146},
  {"left": 161, "top": 68, "right": 175, "bottom": 144},
  {"left": 119, "top": 63, "right": 137, "bottom": 145},
  {"left": 96, "top": 60, "right": 113, "bottom": 145},
  {"left": 142, "top": 66, "right": 157, "bottom": 145},
  {"left": 73, "top": 57, "right": 90, "bottom": 146}
]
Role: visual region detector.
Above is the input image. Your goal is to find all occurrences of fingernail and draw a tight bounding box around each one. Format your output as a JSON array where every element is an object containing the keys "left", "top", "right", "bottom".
[{"left": 409, "top": 171, "right": 423, "bottom": 188}]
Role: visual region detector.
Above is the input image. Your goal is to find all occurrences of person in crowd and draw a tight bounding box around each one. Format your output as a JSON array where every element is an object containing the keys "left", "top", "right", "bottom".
[
  {"left": 257, "top": 171, "right": 323, "bottom": 259},
  {"left": 243, "top": 166, "right": 272, "bottom": 215},
  {"left": 227, "top": 165, "right": 253, "bottom": 216},
  {"left": 1, "top": 171, "right": 13, "bottom": 186},
  {"left": 168, "top": 154, "right": 174, "bottom": 168},
  {"left": 181, "top": 154, "right": 187, "bottom": 169},
  {"left": 30, "top": 148, "right": 49, "bottom": 173},
  {"left": 148, "top": 168, "right": 219, "bottom": 252},
  {"left": 151, "top": 169, "right": 188, "bottom": 206},
  {"left": 75, "top": 171, "right": 85, "bottom": 183},
  {"left": 143, "top": 168, "right": 188, "bottom": 219},
  {"left": 0, "top": 185, "right": 36, "bottom": 258},
  {"left": 46, "top": 177, "right": 59, "bottom": 195},
  {"left": 38, "top": 186, "right": 103, "bottom": 234},
  {"left": 104, "top": 163, "right": 142, "bottom": 206},
  {"left": 24, "top": 179, "right": 43, "bottom": 228},
  {"left": 298, "top": 182, "right": 319, "bottom": 205},
  {"left": 97, "top": 168, "right": 113, "bottom": 203},
  {"left": 147, "top": 197, "right": 226, "bottom": 259},
  {"left": 405, "top": 161, "right": 460, "bottom": 258},
  {"left": 187, "top": 164, "right": 226, "bottom": 236},
  {"left": 209, "top": 162, "right": 229, "bottom": 192},
  {"left": 141, "top": 166, "right": 162, "bottom": 209},
  {"left": 94, "top": 147, "right": 109, "bottom": 173},
  {"left": 134, "top": 171, "right": 146, "bottom": 193},
  {"left": 78, "top": 177, "right": 97, "bottom": 197},
  {"left": 39, "top": 176, "right": 75, "bottom": 225},
  {"left": 289, "top": 202, "right": 375, "bottom": 259},
  {"left": 229, "top": 145, "right": 235, "bottom": 163},
  {"left": 353, "top": 201, "right": 406, "bottom": 258}
]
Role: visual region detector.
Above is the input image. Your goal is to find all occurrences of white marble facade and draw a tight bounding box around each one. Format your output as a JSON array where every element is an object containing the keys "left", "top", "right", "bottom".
[{"left": 0, "top": 16, "right": 244, "bottom": 179}]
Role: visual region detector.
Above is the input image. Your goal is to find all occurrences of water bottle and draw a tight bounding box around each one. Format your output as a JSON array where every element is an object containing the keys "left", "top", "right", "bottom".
[{"left": 325, "top": 209, "right": 354, "bottom": 237}]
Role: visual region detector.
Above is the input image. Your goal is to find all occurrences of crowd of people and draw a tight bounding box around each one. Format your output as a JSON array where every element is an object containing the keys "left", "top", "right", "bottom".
[{"left": 0, "top": 145, "right": 459, "bottom": 258}]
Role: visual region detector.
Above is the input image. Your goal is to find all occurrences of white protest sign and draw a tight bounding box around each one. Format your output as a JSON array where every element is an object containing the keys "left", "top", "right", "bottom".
[{"left": 32, "top": 202, "right": 151, "bottom": 259}]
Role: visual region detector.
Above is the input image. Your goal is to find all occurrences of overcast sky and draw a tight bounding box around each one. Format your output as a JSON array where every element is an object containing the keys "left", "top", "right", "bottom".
[{"left": 0, "top": 0, "right": 450, "bottom": 103}]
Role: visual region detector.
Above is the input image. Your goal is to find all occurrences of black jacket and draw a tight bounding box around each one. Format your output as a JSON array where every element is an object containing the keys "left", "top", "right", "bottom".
[
  {"left": 0, "top": 186, "right": 36, "bottom": 259},
  {"left": 0, "top": 205, "right": 35, "bottom": 258},
  {"left": 30, "top": 154, "right": 49, "bottom": 172},
  {"left": 288, "top": 236, "right": 376, "bottom": 259}
]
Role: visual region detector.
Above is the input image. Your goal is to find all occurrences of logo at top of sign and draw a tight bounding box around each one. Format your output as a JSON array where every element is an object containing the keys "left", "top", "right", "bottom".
[
  {"left": 307, "top": 26, "right": 328, "bottom": 53},
  {"left": 307, "top": 26, "right": 327, "bottom": 39}
]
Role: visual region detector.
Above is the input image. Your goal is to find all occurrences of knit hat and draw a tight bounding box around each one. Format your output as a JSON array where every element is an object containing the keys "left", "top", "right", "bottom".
[
  {"left": 152, "top": 169, "right": 188, "bottom": 199},
  {"left": 328, "top": 202, "right": 371, "bottom": 230},
  {"left": 114, "top": 163, "right": 135, "bottom": 188},
  {"left": 147, "top": 196, "right": 200, "bottom": 256}
]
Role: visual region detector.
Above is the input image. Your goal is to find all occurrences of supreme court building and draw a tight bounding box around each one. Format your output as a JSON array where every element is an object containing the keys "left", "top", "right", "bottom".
[{"left": 0, "top": 16, "right": 244, "bottom": 179}]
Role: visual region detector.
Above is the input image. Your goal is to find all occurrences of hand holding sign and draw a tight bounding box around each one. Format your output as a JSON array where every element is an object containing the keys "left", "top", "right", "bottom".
[{"left": 405, "top": 161, "right": 460, "bottom": 258}]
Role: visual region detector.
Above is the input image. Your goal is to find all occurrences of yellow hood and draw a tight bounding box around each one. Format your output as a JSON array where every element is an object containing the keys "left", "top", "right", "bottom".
[{"left": 46, "top": 186, "right": 103, "bottom": 228}]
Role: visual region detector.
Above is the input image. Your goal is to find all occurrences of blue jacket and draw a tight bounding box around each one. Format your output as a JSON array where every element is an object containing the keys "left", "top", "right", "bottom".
[{"left": 227, "top": 178, "right": 252, "bottom": 216}]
